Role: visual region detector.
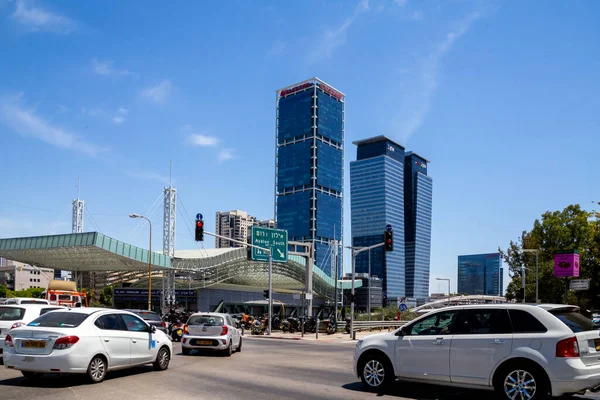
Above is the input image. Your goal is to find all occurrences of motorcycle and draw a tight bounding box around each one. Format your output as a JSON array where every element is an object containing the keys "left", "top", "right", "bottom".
[
  {"left": 251, "top": 319, "right": 263, "bottom": 335},
  {"left": 169, "top": 320, "right": 184, "bottom": 342},
  {"left": 326, "top": 318, "right": 336, "bottom": 335}
]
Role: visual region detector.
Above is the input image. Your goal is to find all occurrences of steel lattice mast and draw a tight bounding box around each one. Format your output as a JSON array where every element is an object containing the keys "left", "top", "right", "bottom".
[{"left": 162, "top": 162, "right": 177, "bottom": 310}]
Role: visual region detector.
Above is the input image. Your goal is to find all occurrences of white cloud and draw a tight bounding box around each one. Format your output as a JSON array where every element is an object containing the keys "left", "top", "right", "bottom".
[
  {"left": 218, "top": 148, "right": 234, "bottom": 162},
  {"left": 391, "top": 11, "right": 483, "bottom": 143},
  {"left": 268, "top": 40, "right": 287, "bottom": 56},
  {"left": 126, "top": 170, "right": 169, "bottom": 184},
  {"left": 187, "top": 134, "right": 219, "bottom": 147},
  {"left": 0, "top": 94, "right": 106, "bottom": 157},
  {"left": 141, "top": 80, "right": 172, "bottom": 104},
  {"left": 91, "top": 58, "right": 130, "bottom": 76},
  {"left": 112, "top": 116, "right": 125, "bottom": 124},
  {"left": 394, "top": 0, "right": 407, "bottom": 6},
  {"left": 111, "top": 107, "right": 128, "bottom": 124},
  {"left": 118, "top": 107, "right": 128, "bottom": 114},
  {"left": 11, "top": 0, "right": 77, "bottom": 33},
  {"left": 309, "top": 0, "right": 370, "bottom": 63}
]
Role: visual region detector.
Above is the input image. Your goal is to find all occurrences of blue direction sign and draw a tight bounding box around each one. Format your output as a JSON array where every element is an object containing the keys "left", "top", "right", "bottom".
[
  {"left": 386, "top": 224, "right": 393, "bottom": 232},
  {"left": 399, "top": 303, "right": 408, "bottom": 312},
  {"left": 251, "top": 227, "right": 288, "bottom": 263},
  {"left": 196, "top": 213, "right": 203, "bottom": 220}
]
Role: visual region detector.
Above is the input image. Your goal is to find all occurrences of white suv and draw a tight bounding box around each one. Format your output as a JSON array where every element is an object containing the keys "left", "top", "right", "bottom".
[{"left": 354, "top": 303, "right": 600, "bottom": 399}]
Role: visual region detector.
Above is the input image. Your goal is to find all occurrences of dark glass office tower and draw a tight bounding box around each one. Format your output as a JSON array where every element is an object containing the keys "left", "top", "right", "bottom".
[
  {"left": 350, "top": 136, "right": 406, "bottom": 299},
  {"left": 457, "top": 253, "right": 503, "bottom": 295},
  {"left": 275, "top": 78, "right": 344, "bottom": 278},
  {"left": 404, "top": 152, "right": 433, "bottom": 299}
]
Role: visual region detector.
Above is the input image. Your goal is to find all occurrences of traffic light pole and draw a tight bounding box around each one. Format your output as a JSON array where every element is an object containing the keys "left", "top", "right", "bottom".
[
  {"left": 202, "top": 230, "right": 273, "bottom": 335},
  {"left": 346, "top": 241, "right": 386, "bottom": 340}
]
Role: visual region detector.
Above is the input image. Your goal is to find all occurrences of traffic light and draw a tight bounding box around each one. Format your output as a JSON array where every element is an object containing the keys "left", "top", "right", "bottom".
[
  {"left": 263, "top": 289, "right": 270, "bottom": 299},
  {"left": 384, "top": 230, "right": 393, "bottom": 252},
  {"left": 195, "top": 219, "right": 204, "bottom": 242}
]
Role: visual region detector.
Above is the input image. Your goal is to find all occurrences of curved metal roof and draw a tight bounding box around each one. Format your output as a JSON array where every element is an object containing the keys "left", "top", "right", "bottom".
[{"left": 412, "top": 295, "right": 508, "bottom": 312}]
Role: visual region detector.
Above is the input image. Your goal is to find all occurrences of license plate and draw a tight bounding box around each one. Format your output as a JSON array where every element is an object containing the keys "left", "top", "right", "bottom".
[
  {"left": 22, "top": 340, "right": 46, "bottom": 349},
  {"left": 594, "top": 339, "right": 600, "bottom": 351},
  {"left": 195, "top": 340, "right": 212, "bottom": 345}
]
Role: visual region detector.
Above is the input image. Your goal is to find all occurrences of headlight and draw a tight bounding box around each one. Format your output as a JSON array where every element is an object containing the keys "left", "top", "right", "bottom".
[{"left": 356, "top": 340, "right": 363, "bottom": 348}]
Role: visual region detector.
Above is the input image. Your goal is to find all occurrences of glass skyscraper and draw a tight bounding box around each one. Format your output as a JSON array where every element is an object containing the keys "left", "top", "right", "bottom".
[
  {"left": 404, "top": 152, "right": 433, "bottom": 299},
  {"left": 275, "top": 78, "right": 344, "bottom": 278},
  {"left": 457, "top": 253, "right": 503, "bottom": 296},
  {"left": 350, "top": 136, "right": 406, "bottom": 299}
]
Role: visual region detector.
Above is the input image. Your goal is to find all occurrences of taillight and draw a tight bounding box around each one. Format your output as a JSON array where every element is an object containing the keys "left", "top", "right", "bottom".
[
  {"left": 53, "top": 336, "right": 80, "bottom": 350},
  {"left": 162, "top": 321, "right": 166, "bottom": 328},
  {"left": 556, "top": 337, "right": 580, "bottom": 358},
  {"left": 5, "top": 334, "right": 14, "bottom": 348},
  {"left": 221, "top": 325, "right": 229, "bottom": 336},
  {"left": 183, "top": 324, "right": 189, "bottom": 334},
  {"left": 10, "top": 322, "right": 25, "bottom": 330}
]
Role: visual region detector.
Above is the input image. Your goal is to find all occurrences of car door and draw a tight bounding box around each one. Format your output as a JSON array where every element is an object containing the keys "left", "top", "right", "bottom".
[
  {"left": 121, "top": 313, "right": 155, "bottom": 365},
  {"left": 93, "top": 314, "right": 131, "bottom": 368},
  {"left": 449, "top": 308, "right": 513, "bottom": 386},
  {"left": 395, "top": 310, "right": 458, "bottom": 382},
  {"left": 226, "top": 316, "right": 239, "bottom": 347}
]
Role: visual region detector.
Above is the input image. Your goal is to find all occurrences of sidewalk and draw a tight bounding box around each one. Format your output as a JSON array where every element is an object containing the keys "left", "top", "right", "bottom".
[{"left": 243, "top": 329, "right": 394, "bottom": 342}]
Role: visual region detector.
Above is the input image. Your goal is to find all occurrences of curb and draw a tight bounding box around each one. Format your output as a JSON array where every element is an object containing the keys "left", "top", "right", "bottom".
[{"left": 244, "top": 335, "right": 303, "bottom": 341}]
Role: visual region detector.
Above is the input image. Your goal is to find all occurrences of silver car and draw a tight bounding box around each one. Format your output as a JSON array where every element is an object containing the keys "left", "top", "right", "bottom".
[{"left": 182, "top": 312, "right": 242, "bottom": 356}]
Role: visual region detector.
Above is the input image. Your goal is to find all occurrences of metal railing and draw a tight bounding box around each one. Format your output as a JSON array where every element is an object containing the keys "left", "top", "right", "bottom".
[{"left": 351, "top": 320, "right": 408, "bottom": 333}]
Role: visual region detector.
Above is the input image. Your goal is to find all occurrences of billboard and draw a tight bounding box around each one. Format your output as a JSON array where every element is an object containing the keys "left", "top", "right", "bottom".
[{"left": 554, "top": 251, "right": 580, "bottom": 278}]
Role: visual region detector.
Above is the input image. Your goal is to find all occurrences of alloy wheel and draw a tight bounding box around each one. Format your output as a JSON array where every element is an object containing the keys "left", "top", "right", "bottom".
[
  {"left": 89, "top": 357, "right": 106, "bottom": 382},
  {"left": 504, "top": 369, "right": 536, "bottom": 400},
  {"left": 363, "top": 359, "right": 385, "bottom": 387}
]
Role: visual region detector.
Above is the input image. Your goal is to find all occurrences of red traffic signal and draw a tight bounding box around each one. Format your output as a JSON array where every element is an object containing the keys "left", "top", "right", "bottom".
[
  {"left": 195, "top": 219, "right": 204, "bottom": 241},
  {"left": 384, "top": 230, "right": 393, "bottom": 252},
  {"left": 196, "top": 220, "right": 203, "bottom": 228}
]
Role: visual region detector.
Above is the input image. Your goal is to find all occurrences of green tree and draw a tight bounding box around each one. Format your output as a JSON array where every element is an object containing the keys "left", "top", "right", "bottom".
[
  {"left": 99, "top": 286, "right": 113, "bottom": 307},
  {"left": 500, "top": 204, "right": 600, "bottom": 311}
]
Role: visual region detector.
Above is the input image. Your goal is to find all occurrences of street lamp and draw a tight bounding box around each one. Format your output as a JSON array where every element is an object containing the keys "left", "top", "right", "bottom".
[
  {"left": 130, "top": 213, "right": 153, "bottom": 311},
  {"left": 523, "top": 249, "right": 539, "bottom": 304},
  {"left": 436, "top": 278, "right": 451, "bottom": 296}
]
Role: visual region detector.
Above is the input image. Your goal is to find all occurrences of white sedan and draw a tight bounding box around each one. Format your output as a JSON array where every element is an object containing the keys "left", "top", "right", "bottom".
[
  {"left": 182, "top": 312, "right": 242, "bottom": 356},
  {"left": 0, "top": 304, "right": 65, "bottom": 358},
  {"left": 3, "top": 307, "right": 172, "bottom": 383}
]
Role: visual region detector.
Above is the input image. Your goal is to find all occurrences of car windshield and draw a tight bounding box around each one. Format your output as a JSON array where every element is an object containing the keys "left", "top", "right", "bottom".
[
  {"left": 550, "top": 309, "right": 595, "bottom": 333},
  {"left": 133, "top": 311, "right": 161, "bottom": 321},
  {"left": 27, "top": 312, "right": 89, "bottom": 328},
  {"left": 188, "top": 315, "right": 224, "bottom": 326},
  {"left": 0, "top": 307, "right": 26, "bottom": 321}
]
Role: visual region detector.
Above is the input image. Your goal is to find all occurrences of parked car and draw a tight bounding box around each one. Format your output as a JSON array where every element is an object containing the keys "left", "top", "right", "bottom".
[
  {"left": 3, "top": 298, "right": 50, "bottom": 305},
  {"left": 182, "top": 312, "right": 242, "bottom": 356},
  {"left": 0, "top": 304, "right": 65, "bottom": 357},
  {"left": 3, "top": 308, "right": 172, "bottom": 383},
  {"left": 354, "top": 303, "right": 600, "bottom": 399},
  {"left": 123, "top": 309, "right": 167, "bottom": 333}
]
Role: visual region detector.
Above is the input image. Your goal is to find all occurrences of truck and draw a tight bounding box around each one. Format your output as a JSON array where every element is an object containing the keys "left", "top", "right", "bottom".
[{"left": 41, "top": 280, "right": 88, "bottom": 307}]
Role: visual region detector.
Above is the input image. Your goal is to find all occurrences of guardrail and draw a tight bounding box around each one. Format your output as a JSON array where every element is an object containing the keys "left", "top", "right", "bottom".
[{"left": 351, "top": 320, "right": 408, "bottom": 333}]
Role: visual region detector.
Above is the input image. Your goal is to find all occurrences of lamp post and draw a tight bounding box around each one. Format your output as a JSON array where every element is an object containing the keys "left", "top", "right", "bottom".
[
  {"left": 523, "top": 249, "right": 539, "bottom": 304},
  {"left": 436, "top": 278, "right": 451, "bottom": 296},
  {"left": 130, "top": 213, "right": 153, "bottom": 311}
]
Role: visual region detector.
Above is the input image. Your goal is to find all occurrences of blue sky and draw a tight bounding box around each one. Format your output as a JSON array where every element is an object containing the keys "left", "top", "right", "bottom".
[{"left": 0, "top": 0, "right": 598, "bottom": 294}]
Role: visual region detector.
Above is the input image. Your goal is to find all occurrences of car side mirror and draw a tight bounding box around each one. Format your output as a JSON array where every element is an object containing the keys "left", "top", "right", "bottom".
[
  {"left": 396, "top": 326, "right": 407, "bottom": 336},
  {"left": 150, "top": 325, "right": 156, "bottom": 333}
]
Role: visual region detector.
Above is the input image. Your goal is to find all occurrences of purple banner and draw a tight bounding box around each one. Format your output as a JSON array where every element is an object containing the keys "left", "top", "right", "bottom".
[{"left": 554, "top": 253, "right": 580, "bottom": 278}]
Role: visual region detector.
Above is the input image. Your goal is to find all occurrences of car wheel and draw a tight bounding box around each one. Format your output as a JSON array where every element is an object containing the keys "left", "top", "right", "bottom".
[
  {"left": 237, "top": 337, "right": 242, "bottom": 353},
  {"left": 21, "top": 371, "right": 42, "bottom": 380},
  {"left": 182, "top": 347, "right": 191, "bottom": 355},
  {"left": 223, "top": 341, "right": 232, "bottom": 357},
  {"left": 359, "top": 354, "right": 394, "bottom": 392},
  {"left": 153, "top": 347, "right": 170, "bottom": 371},
  {"left": 495, "top": 365, "right": 549, "bottom": 400},
  {"left": 87, "top": 356, "right": 107, "bottom": 383}
]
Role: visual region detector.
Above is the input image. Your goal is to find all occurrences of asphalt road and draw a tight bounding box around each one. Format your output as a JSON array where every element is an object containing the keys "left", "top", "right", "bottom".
[{"left": 1, "top": 337, "right": 599, "bottom": 400}]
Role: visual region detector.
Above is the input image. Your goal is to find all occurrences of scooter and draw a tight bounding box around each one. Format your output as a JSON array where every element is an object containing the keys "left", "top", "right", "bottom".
[{"left": 169, "top": 320, "right": 184, "bottom": 342}]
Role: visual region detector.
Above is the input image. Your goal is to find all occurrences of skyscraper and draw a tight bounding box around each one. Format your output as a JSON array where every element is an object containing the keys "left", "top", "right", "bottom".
[
  {"left": 404, "top": 152, "right": 433, "bottom": 299},
  {"left": 457, "top": 253, "right": 503, "bottom": 295},
  {"left": 215, "top": 210, "right": 256, "bottom": 248},
  {"left": 275, "top": 78, "right": 344, "bottom": 277},
  {"left": 350, "top": 136, "right": 406, "bottom": 299}
]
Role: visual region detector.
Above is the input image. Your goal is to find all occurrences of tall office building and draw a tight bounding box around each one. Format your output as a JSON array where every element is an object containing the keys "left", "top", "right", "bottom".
[
  {"left": 275, "top": 78, "right": 344, "bottom": 278},
  {"left": 215, "top": 210, "right": 257, "bottom": 248},
  {"left": 404, "top": 152, "right": 433, "bottom": 299},
  {"left": 457, "top": 253, "right": 503, "bottom": 295},
  {"left": 350, "top": 136, "right": 406, "bottom": 299}
]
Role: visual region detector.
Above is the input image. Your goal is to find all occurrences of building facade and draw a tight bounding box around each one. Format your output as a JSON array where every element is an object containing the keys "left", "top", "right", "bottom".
[
  {"left": 0, "top": 260, "right": 54, "bottom": 291},
  {"left": 404, "top": 152, "right": 433, "bottom": 299},
  {"left": 256, "top": 219, "right": 275, "bottom": 229},
  {"left": 215, "top": 210, "right": 257, "bottom": 248},
  {"left": 350, "top": 136, "right": 406, "bottom": 299},
  {"left": 275, "top": 78, "right": 344, "bottom": 278},
  {"left": 457, "top": 253, "right": 503, "bottom": 296}
]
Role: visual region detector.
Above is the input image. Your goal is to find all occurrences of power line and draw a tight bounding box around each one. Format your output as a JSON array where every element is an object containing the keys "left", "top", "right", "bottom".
[
  {"left": 0, "top": 200, "right": 58, "bottom": 214},
  {"left": 85, "top": 206, "right": 103, "bottom": 232}
]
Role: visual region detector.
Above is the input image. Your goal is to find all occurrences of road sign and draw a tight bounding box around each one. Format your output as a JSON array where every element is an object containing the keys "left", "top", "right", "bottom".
[
  {"left": 570, "top": 279, "right": 590, "bottom": 291},
  {"left": 293, "top": 294, "right": 300, "bottom": 300},
  {"left": 305, "top": 293, "right": 313, "bottom": 300},
  {"left": 386, "top": 224, "right": 393, "bottom": 232},
  {"left": 399, "top": 303, "right": 408, "bottom": 312},
  {"left": 251, "top": 226, "right": 288, "bottom": 263},
  {"left": 196, "top": 213, "right": 203, "bottom": 220}
]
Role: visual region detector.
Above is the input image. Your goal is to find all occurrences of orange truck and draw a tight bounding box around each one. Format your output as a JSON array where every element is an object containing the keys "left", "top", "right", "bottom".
[{"left": 42, "top": 280, "right": 88, "bottom": 307}]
